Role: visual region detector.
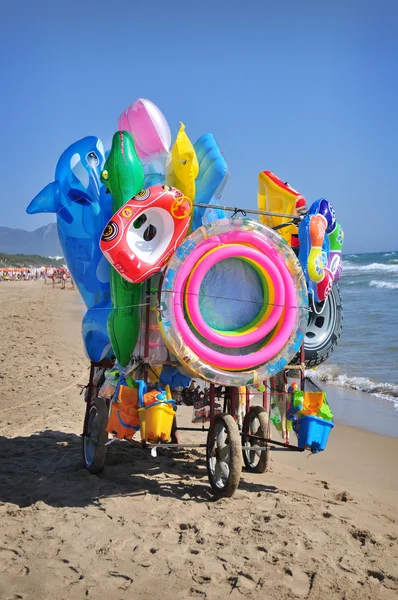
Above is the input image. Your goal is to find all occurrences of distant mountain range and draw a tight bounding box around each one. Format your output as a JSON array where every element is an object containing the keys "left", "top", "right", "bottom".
[{"left": 0, "top": 223, "right": 62, "bottom": 257}]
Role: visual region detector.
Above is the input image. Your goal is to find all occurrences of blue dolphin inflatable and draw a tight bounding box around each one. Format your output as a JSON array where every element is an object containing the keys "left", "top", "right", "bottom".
[
  {"left": 26, "top": 136, "right": 113, "bottom": 362},
  {"left": 192, "top": 133, "right": 229, "bottom": 230}
]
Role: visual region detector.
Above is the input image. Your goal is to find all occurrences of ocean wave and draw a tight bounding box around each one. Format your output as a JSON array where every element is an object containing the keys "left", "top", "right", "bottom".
[
  {"left": 384, "top": 252, "right": 397, "bottom": 256},
  {"left": 343, "top": 262, "right": 398, "bottom": 274},
  {"left": 307, "top": 364, "right": 398, "bottom": 411},
  {"left": 369, "top": 280, "right": 398, "bottom": 290}
]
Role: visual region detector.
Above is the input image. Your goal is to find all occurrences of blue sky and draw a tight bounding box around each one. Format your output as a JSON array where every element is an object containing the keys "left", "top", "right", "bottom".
[{"left": 1, "top": 0, "right": 397, "bottom": 253}]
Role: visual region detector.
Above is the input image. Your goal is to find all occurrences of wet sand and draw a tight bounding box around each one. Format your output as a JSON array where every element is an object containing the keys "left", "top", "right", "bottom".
[{"left": 0, "top": 281, "right": 397, "bottom": 600}]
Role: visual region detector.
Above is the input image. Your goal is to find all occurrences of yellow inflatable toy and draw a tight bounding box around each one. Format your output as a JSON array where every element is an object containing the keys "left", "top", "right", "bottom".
[
  {"left": 167, "top": 122, "right": 199, "bottom": 201},
  {"left": 257, "top": 171, "right": 307, "bottom": 245}
]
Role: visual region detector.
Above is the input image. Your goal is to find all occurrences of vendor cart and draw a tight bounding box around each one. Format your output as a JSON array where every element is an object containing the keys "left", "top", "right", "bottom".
[{"left": 81, "top": 204, "right": 335, "bottom": 497}]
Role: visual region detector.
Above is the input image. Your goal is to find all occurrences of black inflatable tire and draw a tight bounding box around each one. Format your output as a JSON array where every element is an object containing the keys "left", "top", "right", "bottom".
[{"left": 298, "top": 284, "right": 343, "bottom": 368}]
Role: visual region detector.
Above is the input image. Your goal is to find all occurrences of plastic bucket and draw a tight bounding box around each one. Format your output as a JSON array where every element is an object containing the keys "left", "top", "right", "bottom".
[
  {"left": 297, "top": 416, "right": 334, "bottom": 453},
  {"left": 138, "top": 402, "right": 176, "bottom": 442}
]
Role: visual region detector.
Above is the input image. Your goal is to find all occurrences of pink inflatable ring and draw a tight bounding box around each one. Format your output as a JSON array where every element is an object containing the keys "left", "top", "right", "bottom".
[{"left": 158, "top": 218, "right": 308, "bottom": 386}]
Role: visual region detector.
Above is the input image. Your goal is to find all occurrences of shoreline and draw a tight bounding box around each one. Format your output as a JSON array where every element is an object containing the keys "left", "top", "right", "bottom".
[{"left": 320, "top": 383, "right": 398, "bottom": 439}]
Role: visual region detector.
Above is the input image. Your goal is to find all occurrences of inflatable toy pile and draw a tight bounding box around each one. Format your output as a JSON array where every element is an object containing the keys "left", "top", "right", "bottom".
[{"left": 27, "top": 98, "right": 344, "bottom": 392}]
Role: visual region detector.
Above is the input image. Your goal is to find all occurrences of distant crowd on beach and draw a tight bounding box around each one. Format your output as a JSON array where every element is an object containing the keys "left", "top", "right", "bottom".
[
  {"left": 1, "top": 268, "right": 37, "bottom": 281},
  {"left": 0, "top": 267, "right": 75, "bottom": 289}
]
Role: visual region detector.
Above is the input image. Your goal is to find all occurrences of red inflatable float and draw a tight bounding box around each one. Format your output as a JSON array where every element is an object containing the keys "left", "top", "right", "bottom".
[{"left": 100, "top": 184, "right": 192, "bottom": 283}]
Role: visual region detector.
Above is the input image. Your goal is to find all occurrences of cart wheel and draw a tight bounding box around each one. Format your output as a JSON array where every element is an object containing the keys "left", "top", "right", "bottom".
[
  {"left": 206, "top": 413, "right": 242, "bottom": 497},
  {"left": 82, "top": 397, "right": 109, "bottom": 474},
  {"left": 242, "top": 406, "right": 270, "bottom": 473}
]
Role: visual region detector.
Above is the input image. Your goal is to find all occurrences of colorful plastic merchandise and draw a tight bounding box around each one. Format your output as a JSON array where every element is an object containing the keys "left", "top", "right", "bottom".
[
  {"left": 292, "top": 390, "right": 333, "bottom": 420},
  {"left": 136, "top": 380, "right": 177, "bottom": 443},
  {"left": 100, "top": 184, "right": 192, "bottom": 284},
  {"left": 158, "top": 218, "right": 308, "bottom": 386},
  {"left": 257, "top": 171, "right": 306, "bottom": 245},
  {"left": 167, "top": 122, "right": 199, "bottom": 202},
  {"left": 118, "top": 98, "right": 172, "bottom": 187},
  {"left": 289, "top": 378, "right": 334, "bottom": 453},
  {"left": 99, "top": 130, "right": 145, "bottom": 367},
  {"left": 192, "top": 396, "right": 223, "bottom": 424},
  {"left": 26, "top": 136, "right": 113, "bottom": 363},
  {"left": 135, "top": 273, "right": 168, "bottom": 368},
  {"left": 106, "top": 383, "right": 140, "bottom": 440},
  {"left": 99, "top": 367, "right": 136, "bottom": 400},
  {"left": 295, "top": 417, "right": 334, "bottom": 453},
  {"left": 298, "top": 198, "right": 344, "bottom": 302}
]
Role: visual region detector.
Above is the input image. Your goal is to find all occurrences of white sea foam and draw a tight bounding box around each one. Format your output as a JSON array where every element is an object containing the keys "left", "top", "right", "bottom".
[
  {"left": 308, "top": 364, "right": 398, "bottom": 411},
  {"left": 369, "top": 280, "right": 398, "bottom": 290},
  {"left": 343, "top": 262, "right": 398, "bottom": 274}
]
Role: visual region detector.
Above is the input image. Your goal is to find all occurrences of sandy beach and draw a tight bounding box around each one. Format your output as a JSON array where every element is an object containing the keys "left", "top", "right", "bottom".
[{"left": 0, "top": 281, "right": 397, "bottom": 600}]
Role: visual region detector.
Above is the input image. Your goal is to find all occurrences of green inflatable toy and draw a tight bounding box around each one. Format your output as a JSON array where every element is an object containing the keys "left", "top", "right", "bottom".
[{"left": 101, "top": 131, "right": 145, "bottom": 366}]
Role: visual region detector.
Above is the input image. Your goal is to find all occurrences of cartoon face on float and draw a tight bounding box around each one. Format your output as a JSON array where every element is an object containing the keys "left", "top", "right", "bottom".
[{"left": 100, "top": 184, "right": 192, "bottom": 284}]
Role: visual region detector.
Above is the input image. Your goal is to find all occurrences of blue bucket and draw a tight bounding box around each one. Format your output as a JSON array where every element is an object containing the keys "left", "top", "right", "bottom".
[{"left": 296, "top": 416, "right": 334, "bottom": 453}]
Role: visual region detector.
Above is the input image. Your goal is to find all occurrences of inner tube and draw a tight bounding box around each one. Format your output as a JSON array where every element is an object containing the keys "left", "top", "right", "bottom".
[{"left": 158, "top": 218, "right": 308, "bottom": 386}]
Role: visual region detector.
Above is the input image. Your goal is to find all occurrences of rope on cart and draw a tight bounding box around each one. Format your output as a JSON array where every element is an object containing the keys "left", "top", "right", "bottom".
[{"left": 83, "top": 287, "right": 310, "bottom": 312}]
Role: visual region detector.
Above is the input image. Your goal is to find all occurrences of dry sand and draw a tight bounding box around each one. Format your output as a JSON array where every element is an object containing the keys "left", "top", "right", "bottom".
[{"left": 0, "top": 281, "right": 397, "bottom": 600}]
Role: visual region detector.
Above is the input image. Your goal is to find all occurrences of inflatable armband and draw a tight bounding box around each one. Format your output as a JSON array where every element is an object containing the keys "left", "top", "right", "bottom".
[
  {"left": 100, "top": 184, "right": 192, "bottom": 284},
  {"left": 192, "top": 133, "right": 228, "bottom": 230},
  {"left": 26, "top": 136, "right": 113, "bottom": 362},
  {"left": 167, "top": 122, "right": 199, "bottom": 201}
]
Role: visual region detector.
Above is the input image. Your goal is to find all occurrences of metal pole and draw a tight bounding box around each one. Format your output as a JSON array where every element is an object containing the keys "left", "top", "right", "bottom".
[
  {"left": 283, "top": 370, "right": 289, "bottom": 445},
  {"left": 143, "top": 278, "right": 151, "bottom": 383},
  {"left": 263, "top": 379, "right": 268, "bottom": 410},
  {"left": 231, "top": 386, "right": 237, "bottom": 420},
  {"left": 209, "top": 383, "right": 215, "bottom": 434},
  {"left": 82, "top": 361, "right": 95, "bottom": 435},
  {"left": 245, "top": 386, "right": 250, "bottom": 414},
  {"left": 192, "top": 202, "right": 303, "bottom": 221}
]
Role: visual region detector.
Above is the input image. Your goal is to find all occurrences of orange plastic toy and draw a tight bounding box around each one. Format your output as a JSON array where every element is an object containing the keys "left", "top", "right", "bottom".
[
  {"left": 143, "top": 389, "right": 160, "bottom": 407},
  {"left": 299, "top": 392, "right": 324, "bottom": 416},
  {"left": 106, "top": 385, "right": 140, "bottom": 439}
]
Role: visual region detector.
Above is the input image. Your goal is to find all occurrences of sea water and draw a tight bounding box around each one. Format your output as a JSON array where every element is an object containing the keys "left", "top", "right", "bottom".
[{"left": 311, "top": 251, "right": 398, "bottom": 412}]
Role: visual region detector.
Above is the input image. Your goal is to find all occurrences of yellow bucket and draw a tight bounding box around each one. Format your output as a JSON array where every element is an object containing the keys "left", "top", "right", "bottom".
[{"left": 138, "top": 403, "right": 176, "bottom": 442}]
